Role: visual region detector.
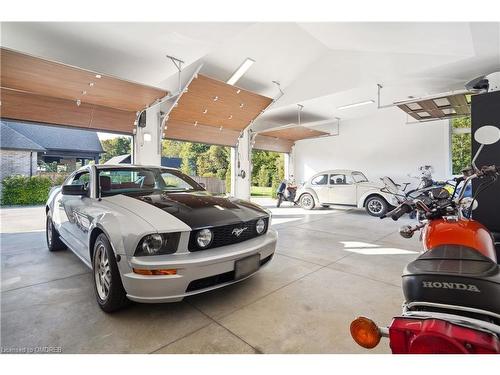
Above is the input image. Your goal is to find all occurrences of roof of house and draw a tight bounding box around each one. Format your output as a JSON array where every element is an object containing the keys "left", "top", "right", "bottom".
[
  {"left": 0, "top": 122, "right": 46, "bottom": 152},
  {"left": 0, "top": 120, "right": 104, "bottom": 153},
  {"left": 104, "top": 154, "right": 131, "bottom": 164}
]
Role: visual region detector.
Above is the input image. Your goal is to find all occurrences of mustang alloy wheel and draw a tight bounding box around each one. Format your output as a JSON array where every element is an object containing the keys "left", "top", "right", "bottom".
[
  {"left": 300, "top": 193, "right": 315, "bottom": 210},
  {"left": 365, "top": 196, "right": 388, "bottom": 217},
  {"left": 92, "top": 233, "right": 129, "bottom": 313},
  {"left": 46, "top": 215, "right": 66, "bottom": 251},
  {"left": 94, "top": 243, "right": 111, "bottom": 301}
]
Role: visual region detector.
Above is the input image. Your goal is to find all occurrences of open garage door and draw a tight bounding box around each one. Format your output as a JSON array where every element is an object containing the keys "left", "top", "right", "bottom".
[
  {"left": 0, "top": 48, "right": 167, "bottom": 134},
  {"left": 255, "top": 126, "right": 330, "bottom": 153},
  {"left": 165, "top": 75, "right": 273, "bottom": 147}
]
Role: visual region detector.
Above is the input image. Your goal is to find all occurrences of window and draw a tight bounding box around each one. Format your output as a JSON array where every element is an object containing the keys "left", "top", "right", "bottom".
[
  {"left": 311, "top": 174, "right": 328, "bottom": 185},
  {"left": 352, "top": 172, "right": 368, "bottom": 183},
  {"left": 451, "top": 117, "right": 471, "bottom": 175},
  {"left": 97, "top": 168, "right": 202, "bottom": 196},
  {"left": 161, "top": 172, "right": 196, "bottom": 191},
  {"left": 69, "top": 171, "right": 90, "bottom": 186},
  {"left": 329, "top": 174, "right": 347, "bottom": 185}
]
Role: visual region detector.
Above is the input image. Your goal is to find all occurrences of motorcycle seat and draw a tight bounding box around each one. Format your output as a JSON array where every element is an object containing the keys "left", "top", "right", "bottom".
[{"left": 402, "top": 244, "right": 500, "bottom": 315}]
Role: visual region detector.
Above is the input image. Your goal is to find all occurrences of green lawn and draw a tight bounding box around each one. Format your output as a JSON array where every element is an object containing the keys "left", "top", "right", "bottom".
[{"left": 251, "top": 186, "right": 273, "bottom": 197}]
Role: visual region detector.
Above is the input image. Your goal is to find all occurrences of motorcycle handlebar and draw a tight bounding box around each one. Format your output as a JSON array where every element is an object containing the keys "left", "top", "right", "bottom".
[{"left": 381, "top": 203, "right": 413, "bottom": 221}]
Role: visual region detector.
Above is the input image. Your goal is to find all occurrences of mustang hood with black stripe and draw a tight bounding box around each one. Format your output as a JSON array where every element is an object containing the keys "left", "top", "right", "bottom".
[{"left": 104, "top": 191, "right": 269, "bottom": 231}]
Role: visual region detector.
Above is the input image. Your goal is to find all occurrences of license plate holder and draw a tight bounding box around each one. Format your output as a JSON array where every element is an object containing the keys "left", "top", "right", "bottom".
[{"left": 234, "top": 254, "right": 260, "bottom": 280}]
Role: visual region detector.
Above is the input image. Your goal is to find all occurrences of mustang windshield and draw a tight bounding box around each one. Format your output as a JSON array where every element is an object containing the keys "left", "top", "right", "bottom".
[{"left": 97, "top": 168, "right": 203, "bottom": 196}]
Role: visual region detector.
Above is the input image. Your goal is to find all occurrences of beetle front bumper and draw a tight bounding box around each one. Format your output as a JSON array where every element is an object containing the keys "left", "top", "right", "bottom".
[{"left": 120, "top": 229, "right": 277, "bottom": 303}]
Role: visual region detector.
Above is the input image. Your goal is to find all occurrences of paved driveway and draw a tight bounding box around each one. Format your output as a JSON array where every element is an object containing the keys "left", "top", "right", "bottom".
[{"left": 0, "top": 199, "right": 421, "bottom": 353}]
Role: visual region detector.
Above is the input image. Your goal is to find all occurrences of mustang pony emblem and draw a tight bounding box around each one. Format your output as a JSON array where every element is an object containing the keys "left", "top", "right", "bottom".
[{"left": 232, "top": 227, "right": 248, "bottom": 237}]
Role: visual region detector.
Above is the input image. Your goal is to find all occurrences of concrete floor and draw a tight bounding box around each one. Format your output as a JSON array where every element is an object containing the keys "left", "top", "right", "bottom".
[{"left": 0, "top": 198, "right": 422, "bottom": 354}]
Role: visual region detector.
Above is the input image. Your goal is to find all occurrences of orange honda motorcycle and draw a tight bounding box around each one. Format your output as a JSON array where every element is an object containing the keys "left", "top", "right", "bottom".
[{"left": 350, "top": 125, "right": 500, "bottom": 354}]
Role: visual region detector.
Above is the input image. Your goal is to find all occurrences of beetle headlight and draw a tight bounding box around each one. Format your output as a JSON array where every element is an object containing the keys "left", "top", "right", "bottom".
[
  {"left": 256, "top": 218, "right": 266, "bottom": 234},
  {"left": 196, "top": 229, "right": 213, "bottom": 248},
  {"left": 135, "top": 233, "right": 180, "bottom": 256}
]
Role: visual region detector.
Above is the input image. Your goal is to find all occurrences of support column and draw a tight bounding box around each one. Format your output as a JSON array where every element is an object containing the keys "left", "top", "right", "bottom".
[
  {"left": 233, "top": 129, "right": 251, "bottom": 200},
  {"left": 133, "top": 106, "right": 162, "bottom": 166},
  {"left": 285, "top": 145, "right": 296, "bottom": 182}
]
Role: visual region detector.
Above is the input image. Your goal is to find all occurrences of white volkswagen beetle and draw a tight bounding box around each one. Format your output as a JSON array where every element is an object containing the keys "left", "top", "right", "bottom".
[
  {"left": 295, "top": 169, "right": 399, "bottom": 216},
  {"left": 46, "top": 165, "right": 277, "bottom": 312}
]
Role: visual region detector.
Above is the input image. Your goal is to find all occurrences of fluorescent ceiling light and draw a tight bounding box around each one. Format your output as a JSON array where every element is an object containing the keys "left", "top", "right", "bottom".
[
  {"left": 406, "top": 102, "right": 423, "bottom": 111},
  {"left": 227, "top": 58, "right": 255, "bottom": 86},
  {"left": 337, "top": 100, "right": 375, "bottom": 111}
]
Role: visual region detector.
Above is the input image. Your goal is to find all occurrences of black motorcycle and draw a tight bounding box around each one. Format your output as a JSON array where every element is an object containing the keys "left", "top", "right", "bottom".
[{"left": 276, "top": 181, "right": 297, "bottom": 207}]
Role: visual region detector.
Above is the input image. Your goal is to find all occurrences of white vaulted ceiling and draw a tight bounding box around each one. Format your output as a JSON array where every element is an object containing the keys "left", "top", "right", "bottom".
[{"left": 1, "top": 22, "right": 499, "bottom": 132}]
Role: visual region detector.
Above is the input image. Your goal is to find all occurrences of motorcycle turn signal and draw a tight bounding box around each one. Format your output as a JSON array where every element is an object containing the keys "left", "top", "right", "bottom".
[{"left": 350, "top": 317, "right": 382, "bottom": 349}]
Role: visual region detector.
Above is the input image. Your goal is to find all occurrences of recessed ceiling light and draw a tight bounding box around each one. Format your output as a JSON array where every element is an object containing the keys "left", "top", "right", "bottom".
[
  {"left": 89, "top": 82, "right": 95, "bottom": 87},
  {"left": 228, "top": 115, "right": 233, "bottom": 120},
  {"left": 95, "top": 74, "right": 101, "bottom": 79},
  {"left": 227, "top": 58, "right": 255, "bottom": 86},
  {"left": 433, "top": 97, "right": 451, "bottom": 107},
  {"left": 406, "top": 102, "right": 423, "bottom": 111},
  {"left": 203, "top": 109, "right": 208, "bottom": 114},
  {"left": 337, "top": 100, "right": 375, "bottom": 111},
  {"left": 194, "top": 121, "right": 198, "bottom": 126},
  {"left": 417, "top": 111, "right": 431, "bottom": 118},
  {"left": 82, "top": 90, "right": 87, "bottom": 95},
  {"left": 240, "top": 103, "right": 245, "bottom": 108},
  {"left": 236, "top": 89, "right": 241, "bottom": 94},
  {"left": 213, "top": 96, "right": 218, "bottom": 102}
]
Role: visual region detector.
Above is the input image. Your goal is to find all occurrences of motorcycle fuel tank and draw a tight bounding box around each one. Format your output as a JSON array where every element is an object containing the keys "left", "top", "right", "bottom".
[{"left": 423, "top": 218, "right": 497, "bottom": 262}]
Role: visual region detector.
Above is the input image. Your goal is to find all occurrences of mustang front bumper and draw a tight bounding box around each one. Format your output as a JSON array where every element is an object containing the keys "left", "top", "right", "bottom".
[{"left": 120, "top": 229, "right": 277, "bottom": 303}]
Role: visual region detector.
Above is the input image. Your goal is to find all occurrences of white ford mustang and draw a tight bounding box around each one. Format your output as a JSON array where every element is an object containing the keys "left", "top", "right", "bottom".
[{"left": 46, "top": 165, "right": 277, "bottom": 312}]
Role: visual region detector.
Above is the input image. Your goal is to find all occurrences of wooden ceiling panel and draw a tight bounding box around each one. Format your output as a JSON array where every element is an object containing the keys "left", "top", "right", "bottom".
[
  {"left": 165, "top": 120, "right": 241, "bottom": 147},
  {"left": 1, "top": 88, "right": 136, "bottom": 134},
  {"left": 169, "top": 75, "right": 273, "bottom": 131},
  {"left": 259, "top": 126, "right": 329, "bottom": 142},
  {"left": 0, "top": 48, "right": 166, "bottom": 112},
  {"left": 253, "top": 134, "right": 294, "bottom": 153},
  {"left": 397, "top": 93, "right": 472, "bottom": 121}
]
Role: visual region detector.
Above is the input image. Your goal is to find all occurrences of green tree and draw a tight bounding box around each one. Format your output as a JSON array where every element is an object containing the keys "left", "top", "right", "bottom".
[
  {"left": 100, "top": 137, "right": 131, "bottom": 163},
  {"left": 451, "top": 117, "right": 471, "bottom": 174},
  {"left": 251, "top": 150, "right": 284, "bottom": 187}
]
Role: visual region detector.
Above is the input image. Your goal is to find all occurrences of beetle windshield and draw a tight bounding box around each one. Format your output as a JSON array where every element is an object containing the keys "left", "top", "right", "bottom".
[
  {"left": 97, "top": 167, "right": 203, "bottom": 196},
  {"left": 352, "top": 172, "right": 368, "bottom": 183}
]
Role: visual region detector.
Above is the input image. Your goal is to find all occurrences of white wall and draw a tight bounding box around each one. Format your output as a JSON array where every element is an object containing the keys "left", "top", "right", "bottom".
[{"left": 294, "top": 107, "right": 451, "bottom": 186}]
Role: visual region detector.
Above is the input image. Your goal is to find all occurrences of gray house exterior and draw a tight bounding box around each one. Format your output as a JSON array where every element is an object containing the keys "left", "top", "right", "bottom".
[{"left": 0, "top": 120, "right": 104, "bottom": 180}]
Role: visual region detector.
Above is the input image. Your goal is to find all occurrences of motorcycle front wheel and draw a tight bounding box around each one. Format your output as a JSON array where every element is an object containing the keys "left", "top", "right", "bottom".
[{"left": 277, "top": 194, "right": 283, "bottom": 207}]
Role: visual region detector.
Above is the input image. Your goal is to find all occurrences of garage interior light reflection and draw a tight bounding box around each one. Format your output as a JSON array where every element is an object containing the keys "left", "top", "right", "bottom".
[{"left": 340, "top": 241, "right": 417, "bottom": 255}]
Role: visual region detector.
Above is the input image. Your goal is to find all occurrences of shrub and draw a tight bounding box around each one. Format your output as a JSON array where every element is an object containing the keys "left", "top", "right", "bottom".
[{"left": 1, "top": 175, "right": 53, "bottom": 206}]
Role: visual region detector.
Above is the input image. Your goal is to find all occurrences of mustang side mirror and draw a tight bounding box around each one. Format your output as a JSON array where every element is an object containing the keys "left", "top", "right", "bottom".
[{"left": 62, "top": 184, "right": 86, "bottom": 196}]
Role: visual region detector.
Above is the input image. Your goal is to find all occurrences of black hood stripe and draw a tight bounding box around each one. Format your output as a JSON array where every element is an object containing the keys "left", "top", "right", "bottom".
[{"left": 130, "top": 191, "right": 268, "bottom": 230}]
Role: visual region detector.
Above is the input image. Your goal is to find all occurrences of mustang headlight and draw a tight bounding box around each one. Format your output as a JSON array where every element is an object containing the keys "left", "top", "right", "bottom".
[
  {"left": 135, "top": 233, "right": 180, "bottom": 256},
  {"left": 196, "top": 229, "right": 213, "bottom": 248},
  {"left": 142, "top": 234, "right": 163, "bottom": 255},
  {"left": 256, "top": 218, "right": 266, "bottom": 234}
]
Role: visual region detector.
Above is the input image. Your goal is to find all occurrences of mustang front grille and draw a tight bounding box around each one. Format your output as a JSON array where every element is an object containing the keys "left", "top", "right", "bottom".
[{"left": 188, "top": 217, "right": 269, "bottom": 252}]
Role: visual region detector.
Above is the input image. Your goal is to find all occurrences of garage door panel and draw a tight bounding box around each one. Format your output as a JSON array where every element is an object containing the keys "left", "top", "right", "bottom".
[
  {"left": 1, "top": 88, "right": 135, "bottom": 134},
  {"left": 0, "top": 48, "right": 166, "bottom": 112},
  {"left": 253, "top": 134, "right": 293, "bottom": 153},
  {"left": 169, "top": 75, "right": 273, "bottom": 132},
  {"left": 165, "top": 120, "right": 241, "bottom": 147}
]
